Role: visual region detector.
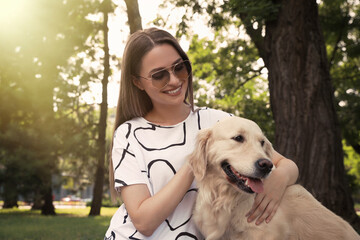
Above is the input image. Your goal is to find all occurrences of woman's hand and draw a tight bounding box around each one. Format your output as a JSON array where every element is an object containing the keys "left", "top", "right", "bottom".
[
  {"left": 245, "top": 167, "right": 288, "bottom": 225},
  {"left": 246, "top": 150, "right": 299, "bottom": 225}
]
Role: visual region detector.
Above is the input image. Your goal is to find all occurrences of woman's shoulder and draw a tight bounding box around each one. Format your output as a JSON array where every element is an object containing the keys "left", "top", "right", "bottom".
[
  {"left": 195, "top": 106, "right": 232, "bottom": 118},
  {"left": 114, "top": 117, "right": 144, "bottom": 138},
  {"left": 193, "top": 106, "right": 233, "bottom": 129}
]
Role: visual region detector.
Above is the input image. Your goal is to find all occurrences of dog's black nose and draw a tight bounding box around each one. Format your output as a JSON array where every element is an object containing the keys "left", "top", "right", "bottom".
[{"left": 256, "top": 159, "right": 273, "bottom": 174}]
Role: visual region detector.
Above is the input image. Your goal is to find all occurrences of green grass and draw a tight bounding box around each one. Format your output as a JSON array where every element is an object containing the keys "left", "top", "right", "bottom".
[{"left": 0, "top": 207, "right": 118, "bottom": 240}]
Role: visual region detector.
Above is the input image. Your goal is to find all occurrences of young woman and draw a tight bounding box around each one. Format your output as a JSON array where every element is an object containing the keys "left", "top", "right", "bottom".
[{"left": 104, "top": 28, "right": 299, "bottom": 240}]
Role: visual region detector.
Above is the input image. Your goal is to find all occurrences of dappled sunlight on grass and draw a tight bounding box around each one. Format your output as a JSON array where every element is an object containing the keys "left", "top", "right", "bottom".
[
  {"left": 0, "top": 207, "right": 118, "bottom": 239},
  {"left": 0, "top": 206, "right": 118, "bottom": 217},
  {"left": 56, "top": 206, "right": 117, "bottom": 217}
]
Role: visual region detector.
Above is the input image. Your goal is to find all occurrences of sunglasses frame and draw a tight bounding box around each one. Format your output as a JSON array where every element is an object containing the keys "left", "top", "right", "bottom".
[{"left": 136, "top": 60, "right": 191, "bottom": 90}]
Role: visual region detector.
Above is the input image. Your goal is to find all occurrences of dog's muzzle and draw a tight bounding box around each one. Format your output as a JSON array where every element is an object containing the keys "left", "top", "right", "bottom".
[{"left": 221, "top": 160, "right": 272, "bottom": 194}]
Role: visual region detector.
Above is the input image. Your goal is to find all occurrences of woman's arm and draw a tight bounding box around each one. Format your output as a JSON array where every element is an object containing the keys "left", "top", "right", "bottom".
[
  {"left": 120, "top": 163, "right": 194, "bottom": 236},
  {"left": 246, "top": 150, "right": 299, "bottom": 225}
]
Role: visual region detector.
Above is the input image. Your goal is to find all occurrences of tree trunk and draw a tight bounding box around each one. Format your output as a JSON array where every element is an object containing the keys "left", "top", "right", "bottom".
[
  {"left": 124, "top": 0, "right": 142, "bottom": 34},
  {"left": 89, "top": 0, "right": 110, "bottom": 216},
  {"left": 2, "top": 180, "right": 18, "bottom": 208},
  {"left": 262, "top": 0, "right": 360, "bottom": 230},
  {"left": 39, "top": 153, "right": 56, "bottom": 215},
  {"left": 31, "top": 189, "right": 43, "bottom": 210},
  {"left": 41, "top": 183, "right": 55, "bottom": 215}
]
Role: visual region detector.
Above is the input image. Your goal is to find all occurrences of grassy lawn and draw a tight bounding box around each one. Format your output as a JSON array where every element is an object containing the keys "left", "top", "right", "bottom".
[
  {"left": 0, "top": 207, "right": 118, "bottom": 240},
  {"left": 1, "top": 203, "right": 358, "bottom": 240}
]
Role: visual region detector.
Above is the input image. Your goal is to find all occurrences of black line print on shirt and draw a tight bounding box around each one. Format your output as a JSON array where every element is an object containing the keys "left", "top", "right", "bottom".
[
  {"left": 113, "top": 123, "right": 136, "bottom": 187},
  {"left": 113, "top": 122, "right": 135, "bottom": 176},
  {"left": 114, "top": 143, "right": 135, "bottom": 171},
  {"left": 146, "top": 158, "right": 197, "bottom": 235},
  {"left": 104, "top": 231, "right": 116, "bottom": 240},
  {"left": 165, "top": 188, "right": 198, "bottom": 232},
  {"left": 114, "top": 179, "right": 127, "bottom": 186},
  {"left": 113, "top": 122, "right": 131, "bottom": 140},
  {"left": 129, "top": 230, "right": 143, "bottom": 240},
  {"left": 175, "top": 232, "right": 199, "bottom": 240},
  {"left": 196, "top": 107, "right": 208, "bottom": 130},
  {"left": 125, "top": 122, "right": 131, "bottom": 138},
  {"left": 123, "top": 208, "right": 129, "bottom": 224},
  {"left": 113, "top": 142, "right": 135, "bottom": 187},
  {"left": 147, "top": 159, "right": 176, "bottom": 178},
  {"left": 134, "top": 123, "right": 186, "bottom": 151},
  {"left": 165, "top": 217, "right": 191, "bottom": 231},
  {"left": 196, "top": 107, "right": 234, "bottom": 131}
]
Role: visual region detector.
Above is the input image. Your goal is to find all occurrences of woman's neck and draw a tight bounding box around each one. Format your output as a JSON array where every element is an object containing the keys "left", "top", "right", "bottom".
[{"left": 144, "top": 103, "right": 191, "bottom": 126}]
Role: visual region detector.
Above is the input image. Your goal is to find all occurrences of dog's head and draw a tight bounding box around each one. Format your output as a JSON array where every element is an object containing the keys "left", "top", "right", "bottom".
[{"left": 188, "top": 116, "right": 274, "bottom": 194}]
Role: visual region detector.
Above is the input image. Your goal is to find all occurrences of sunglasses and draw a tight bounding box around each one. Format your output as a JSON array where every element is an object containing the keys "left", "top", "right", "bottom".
[{"left": 137, "top": 60, "right": 191, "bottom": 89}]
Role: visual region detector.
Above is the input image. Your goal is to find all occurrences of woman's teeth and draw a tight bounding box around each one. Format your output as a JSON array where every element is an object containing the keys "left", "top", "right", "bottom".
[{"left": 166, "top": 86, "right": 181, "bottom": 94}]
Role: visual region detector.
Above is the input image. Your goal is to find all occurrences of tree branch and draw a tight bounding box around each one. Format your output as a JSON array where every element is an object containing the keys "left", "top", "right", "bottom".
[
  {"left": 328, "top": 26, "right": 344, "bottom": 70},
  {"left": 239, "top": 66, "right": 266, "bottom": 87},
  {"left": 239, "top": 13, "right": 266, "bottom": 60},
  {"left": 124, "top": 0, "right": 143, "bottom": 34},
  {"left": 328, "top": 4, "right": 350, "bottom": 70}
]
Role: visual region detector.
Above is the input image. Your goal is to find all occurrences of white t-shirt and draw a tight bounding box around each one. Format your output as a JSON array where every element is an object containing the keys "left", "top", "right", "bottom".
[{"left": 104, "top": 107, "right": 232, "bottom": 240}]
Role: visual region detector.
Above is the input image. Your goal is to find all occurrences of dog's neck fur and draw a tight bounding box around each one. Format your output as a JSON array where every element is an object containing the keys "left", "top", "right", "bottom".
[{"left": 196, "top": 169, "right": 255, "bottom": 236}]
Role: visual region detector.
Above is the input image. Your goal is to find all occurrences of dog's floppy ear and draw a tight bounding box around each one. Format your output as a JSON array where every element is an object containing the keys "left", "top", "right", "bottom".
[
  {"left": 264, "top": 136, "right": 274, "bottom": 159},
  {"left": 188, "top": 128, "right": 212, "bottom": 181}
]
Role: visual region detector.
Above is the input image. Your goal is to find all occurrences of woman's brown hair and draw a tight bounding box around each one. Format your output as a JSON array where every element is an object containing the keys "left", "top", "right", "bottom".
[{"left": 109, "top": 28, "right": 194, "bottom": 201}]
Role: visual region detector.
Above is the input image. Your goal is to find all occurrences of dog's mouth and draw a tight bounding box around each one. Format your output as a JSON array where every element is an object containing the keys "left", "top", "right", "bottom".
[{"left": 221, "top": 161, "right": 264, "bottom": 194}]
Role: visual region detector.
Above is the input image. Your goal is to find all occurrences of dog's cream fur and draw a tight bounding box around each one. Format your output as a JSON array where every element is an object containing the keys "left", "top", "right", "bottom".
[{"left": 188, "top": 117, "right": 359, "bottom": 240}]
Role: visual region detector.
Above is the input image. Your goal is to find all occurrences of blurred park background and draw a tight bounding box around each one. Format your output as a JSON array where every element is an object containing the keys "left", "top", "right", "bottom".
[{"left": 0, "top": 0, "right": 360, "bottom": 238}]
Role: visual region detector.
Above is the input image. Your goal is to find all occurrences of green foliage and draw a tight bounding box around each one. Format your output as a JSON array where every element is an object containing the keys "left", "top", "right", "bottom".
[
  {"left": 344, "top": 141, "right": 360, "bottom": 197},
  {"left": 0, "top": 0, "right": 100, "bottom": 208},
  {"left": 223, "top": 0, "right": 280, "bottom": 23},
  {"left": 97, "top": 196, "right": 121, "bottom": 208},
  {"left": 319, "top": 0, "right": 360, "bottom": 155},
  {"left": 188, "top": 33, "right": 275, "bottom": 141}
]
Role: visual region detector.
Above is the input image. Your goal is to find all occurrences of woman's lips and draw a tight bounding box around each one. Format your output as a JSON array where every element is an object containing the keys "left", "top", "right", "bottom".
[{"left": 163, "top": 85, "right": 182, "bottom": 95}]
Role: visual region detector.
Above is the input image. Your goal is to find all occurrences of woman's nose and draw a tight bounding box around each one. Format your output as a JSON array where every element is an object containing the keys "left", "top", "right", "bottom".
[{"left": 167, "top": 70, "right": 181, "bottom": 85}]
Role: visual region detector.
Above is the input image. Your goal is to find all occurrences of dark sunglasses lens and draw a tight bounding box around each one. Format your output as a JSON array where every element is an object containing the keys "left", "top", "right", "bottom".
[
  {"left": 151, "top": 69, "right": 169, "bottom": 88},
  {"left": 173, "top": 61, "right": 190, "bottom": 79},
  {"left": 151, "top": 70, "right": 169, "bottom": 81}
]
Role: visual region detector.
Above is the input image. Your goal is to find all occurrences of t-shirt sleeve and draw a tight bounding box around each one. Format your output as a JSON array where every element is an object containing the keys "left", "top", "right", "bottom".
[{"left": 112, "top": 124, "right": 146, "bottom": 191}]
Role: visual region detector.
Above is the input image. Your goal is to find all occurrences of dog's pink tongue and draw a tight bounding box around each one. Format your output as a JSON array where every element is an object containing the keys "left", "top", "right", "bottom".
[{"left": 248, "top": 178, "right": 264, "bottom": 193}]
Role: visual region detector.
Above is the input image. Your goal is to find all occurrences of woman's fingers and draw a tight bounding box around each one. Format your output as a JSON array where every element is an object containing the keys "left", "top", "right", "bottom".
[{"left": 246, "top": 194, "right": 280, "bottom": 225}]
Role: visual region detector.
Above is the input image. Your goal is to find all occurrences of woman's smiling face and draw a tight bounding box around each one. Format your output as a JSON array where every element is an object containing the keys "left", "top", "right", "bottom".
[{"left": 134, "top": 44, "right": 189, "bottom": 110}]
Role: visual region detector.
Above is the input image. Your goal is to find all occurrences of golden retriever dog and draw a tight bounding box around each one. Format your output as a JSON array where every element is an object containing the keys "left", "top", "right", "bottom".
[{"left": 188, "top": 116, "right": 359, "bottom": 240}]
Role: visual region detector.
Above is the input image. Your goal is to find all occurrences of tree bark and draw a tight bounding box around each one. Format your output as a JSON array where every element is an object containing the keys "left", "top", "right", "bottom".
[
  {"left": 89, "top": 0, "right": 110, "bottom": 216},
  {"left": 124, "top": 0, "right": 142, "bottom": 34},
  {"left": 31, "top": 191, "right": 43, "bottom": 210},
  {"left": 2, "top": 180, "right": 18, "bottom": 208},
  {"left": 41, "top": 184, "right": 55, "bottom": 215},
  {"left": 261, "top": 0, "right": 360, "bottom": 230}
]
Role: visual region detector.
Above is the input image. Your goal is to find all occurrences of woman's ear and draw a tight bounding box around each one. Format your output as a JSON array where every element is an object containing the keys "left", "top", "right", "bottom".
[{"left": 132, "top": 76, "right": 144, "bottom": 90}]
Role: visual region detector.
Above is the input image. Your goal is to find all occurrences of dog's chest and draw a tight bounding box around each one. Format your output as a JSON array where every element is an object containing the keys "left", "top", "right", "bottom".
[
  {"left": 228, "top": 198, "right": 254, "bottom": 230},
  {"left": 195, "top": 189, "right": 255, "bottom": 236}
]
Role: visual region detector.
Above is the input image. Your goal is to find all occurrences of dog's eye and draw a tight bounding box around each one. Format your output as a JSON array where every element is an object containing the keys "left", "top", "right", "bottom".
[
  {"left": 260, "top": 140, "right": 265, "bottom": 147},
  {"left": 233, "top": 135, "right": 245, "bottom": 143}
]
